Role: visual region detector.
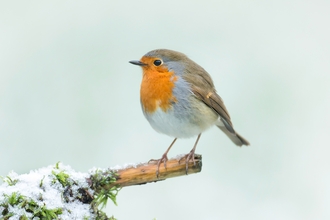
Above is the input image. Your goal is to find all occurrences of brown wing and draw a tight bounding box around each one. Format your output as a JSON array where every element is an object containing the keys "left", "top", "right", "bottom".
[
  {"left": 191, "top": 86, "right": 233, "bottom": 130},
  {"left": 192, "top": 86, "right": 250, "bottom": 146},
  {"left": 180, "top": 57, "right": 249, "bottom": 146}
]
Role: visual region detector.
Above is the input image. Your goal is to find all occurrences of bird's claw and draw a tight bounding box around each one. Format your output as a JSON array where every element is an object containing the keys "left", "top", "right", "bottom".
[
  {"left": 149, "top": 154, "right": 168, "bottom": 178},
  {"left": 178, "top": 149, "right": 196, "bottom": 174}
]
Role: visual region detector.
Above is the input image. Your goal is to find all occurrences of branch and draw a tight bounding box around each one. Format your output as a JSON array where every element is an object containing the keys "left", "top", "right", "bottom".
[
  {"left": 0, "top": 154, "right": 203, "bottom": 219},
  {"left": 106, "top": 154, "right": 202, "bottom": 189}
]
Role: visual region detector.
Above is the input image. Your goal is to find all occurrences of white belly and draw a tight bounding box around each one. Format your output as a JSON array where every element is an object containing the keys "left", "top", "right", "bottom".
[{"left": 143, "top": 96, "right": 218, "bottom": 138}]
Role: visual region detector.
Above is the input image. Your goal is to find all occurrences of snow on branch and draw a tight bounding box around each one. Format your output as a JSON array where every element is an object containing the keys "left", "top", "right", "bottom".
[{"left": 0, "top": 154, "right": 202, "bottom": 219}]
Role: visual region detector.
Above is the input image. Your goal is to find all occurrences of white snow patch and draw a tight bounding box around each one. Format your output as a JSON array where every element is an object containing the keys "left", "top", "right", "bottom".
[{"left": 0, "top": 163, "right": 95, "bottom": 219}]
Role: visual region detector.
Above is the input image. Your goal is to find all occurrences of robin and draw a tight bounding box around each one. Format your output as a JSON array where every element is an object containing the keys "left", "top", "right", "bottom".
[{"left": 129, "top": 49, "right": 249, "bottom": 176}]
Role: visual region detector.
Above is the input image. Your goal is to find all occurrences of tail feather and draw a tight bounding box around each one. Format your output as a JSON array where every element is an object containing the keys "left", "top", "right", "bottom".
[
  {"left": 234, "top": 132, "right": 250, "bottom": 146},
  {"left": 217, "top": 125, "right": 250, "bottom": 146}
]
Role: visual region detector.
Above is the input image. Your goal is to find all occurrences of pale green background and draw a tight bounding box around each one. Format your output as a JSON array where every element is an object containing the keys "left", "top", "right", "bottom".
[{"left": 1, "top": 1, "right": 329, "bottom": 219}]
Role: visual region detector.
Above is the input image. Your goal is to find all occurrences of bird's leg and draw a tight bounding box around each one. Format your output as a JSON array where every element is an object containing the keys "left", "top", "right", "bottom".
[
  {"left": 179, "top": 134, "right": 201, "bottom": 174},
  {"left": 149, "top": 138, "right": 177, "bottom": 178}
]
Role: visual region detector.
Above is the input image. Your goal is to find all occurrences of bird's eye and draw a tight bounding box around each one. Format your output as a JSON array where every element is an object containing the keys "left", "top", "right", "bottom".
[{"left": 153, "top": 59, "right": 162, "bottom": 66}]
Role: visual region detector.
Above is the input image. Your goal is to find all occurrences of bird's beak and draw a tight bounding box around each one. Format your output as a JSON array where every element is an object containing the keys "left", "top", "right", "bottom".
[{"left": 129, "top": 60, "right": 147, "bottom": 66}]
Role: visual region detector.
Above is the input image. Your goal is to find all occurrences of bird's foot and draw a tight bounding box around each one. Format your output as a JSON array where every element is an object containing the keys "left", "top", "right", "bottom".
[
  {"left": 178, "top": 149, "right": 196, "bottom": 175},
  {"left": 148, "top": 153, "right": 169, "bottom": 178}
]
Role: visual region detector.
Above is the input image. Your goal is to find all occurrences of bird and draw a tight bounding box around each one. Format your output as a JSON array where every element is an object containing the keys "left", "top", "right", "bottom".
[{"left": 129, "top": 49, "right": 249, "bottom": 176}]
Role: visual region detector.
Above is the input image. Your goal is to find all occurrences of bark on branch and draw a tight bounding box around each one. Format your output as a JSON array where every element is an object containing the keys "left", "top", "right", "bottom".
[{"left": 105, "top": 154, "right": 202, "bottom": 189}]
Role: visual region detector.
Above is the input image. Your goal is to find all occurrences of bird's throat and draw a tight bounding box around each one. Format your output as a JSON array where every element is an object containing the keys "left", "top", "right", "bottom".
[{"left": 140, "top": 71, "right": 178, "bottom": 113}]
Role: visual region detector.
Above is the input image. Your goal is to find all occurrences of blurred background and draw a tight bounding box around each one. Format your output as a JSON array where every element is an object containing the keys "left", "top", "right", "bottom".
[{"left": 1, "top": 1, "right": 329, "bottom": 219}]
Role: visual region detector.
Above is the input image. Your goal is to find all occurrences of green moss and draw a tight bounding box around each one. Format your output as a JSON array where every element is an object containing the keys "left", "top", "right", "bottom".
[
  {"left": 52, "top": 164, "right": 70, "bottom": 187},
  {"left": 39, "top": 176, "right": 45, "bottom": 188},
  {"left": 94, "top": 210, "right": 117, "bottom": 220},
  {"left": 89, "top": 169, "right": 120, "bottom": 209},
  {"left": 0, "top": 192, "right": 63, "bottom": 219},
  {"left": 52, "top": 170, "right": 70, "bottom": 187},
  {"left": 1, "top": 163, "right": 120, "bottom": 219},
  {"left": 1, "top": 176, "right": 19, "bottom": 186}
]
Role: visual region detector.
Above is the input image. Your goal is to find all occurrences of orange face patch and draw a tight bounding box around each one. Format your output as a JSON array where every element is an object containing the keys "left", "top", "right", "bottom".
[{"left": 139, "top": 56, "right": 178, "bottom": 113}]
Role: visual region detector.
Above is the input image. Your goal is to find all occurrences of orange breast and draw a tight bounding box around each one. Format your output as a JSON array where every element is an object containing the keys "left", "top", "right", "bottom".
[{"left": 140, "top": 68, "right": 178, "bottom": 113}]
